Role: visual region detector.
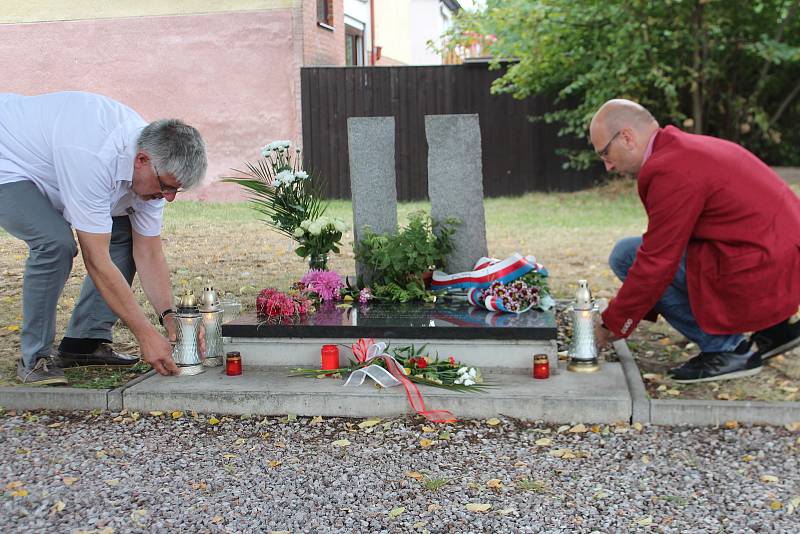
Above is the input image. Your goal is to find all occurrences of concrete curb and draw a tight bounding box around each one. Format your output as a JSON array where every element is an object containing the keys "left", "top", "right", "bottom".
[
  {"left": 107, "top": 370, "right": 157, "bottom": 412},
  {"left": 613, "top": 339, "right": 650, "bottom": 424},
  {"left": 650, "top": 399, "right": 800, "bottom": 426},
  {"left": 0, "top": 385, "right": 110, "bottom": 412}
]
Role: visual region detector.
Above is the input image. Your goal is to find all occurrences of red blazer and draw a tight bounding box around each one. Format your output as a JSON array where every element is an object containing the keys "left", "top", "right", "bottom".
[{"left": 602, "top": 125, "right": 800, "bottom": 338}]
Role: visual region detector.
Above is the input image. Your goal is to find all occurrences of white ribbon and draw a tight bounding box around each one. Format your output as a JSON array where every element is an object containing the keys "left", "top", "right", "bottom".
[{"left": 342, "top": 341, "right": 404, "bottom": 388}]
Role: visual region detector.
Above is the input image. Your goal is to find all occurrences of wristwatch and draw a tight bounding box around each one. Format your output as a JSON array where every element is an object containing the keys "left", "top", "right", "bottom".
[{"left": 158, "top": 308, "right": 175, "bottom": 326}]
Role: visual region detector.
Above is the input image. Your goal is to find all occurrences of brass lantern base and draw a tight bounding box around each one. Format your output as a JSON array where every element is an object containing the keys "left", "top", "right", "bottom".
[
  {"left": 567, "top": 359, "right": 600, "bottom": 373},
  {"left": 203, "top": 356, "right": 223, "bottom": 367},
  {"left": 177, "top": 363, "right": 205, "bottom": 376}
]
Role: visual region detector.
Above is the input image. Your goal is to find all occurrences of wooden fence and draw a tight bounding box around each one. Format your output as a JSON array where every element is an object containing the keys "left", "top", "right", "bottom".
[{"left": 301, "top": 63, "right": 599, "bottom": 200}]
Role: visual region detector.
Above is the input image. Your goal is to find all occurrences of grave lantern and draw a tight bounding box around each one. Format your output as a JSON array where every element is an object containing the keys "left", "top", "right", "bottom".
[
  {"left": 172, "top": 290, "right": 204, "bottom": 376},
  {"left": 199, "top": 285, "right": 224, "bottom": 367},
  {"left": 567, "top": 279, "right": 600, "bottom": 372}
]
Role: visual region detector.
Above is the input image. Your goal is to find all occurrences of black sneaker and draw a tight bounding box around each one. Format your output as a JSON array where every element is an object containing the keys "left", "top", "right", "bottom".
[
  {"left": 668, "top": 342, "right": 761, "bottom": 384},
  {"left": 53, "top": 343, "right": 140, "bottom": 368},
  {"left": 16, "top": 357, "right": 68, "bottom": 386},
  {"left": 751, "top": 317, "right": 800, "bottom": 361}
]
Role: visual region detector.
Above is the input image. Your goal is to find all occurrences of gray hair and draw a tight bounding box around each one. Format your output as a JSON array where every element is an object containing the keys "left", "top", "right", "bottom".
[{"left": 137, "top": 119, "right": 207, "bottom": 190}]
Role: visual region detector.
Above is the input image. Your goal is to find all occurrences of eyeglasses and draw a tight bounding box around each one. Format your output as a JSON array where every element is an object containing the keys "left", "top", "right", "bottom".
[
  {"left": 153, "top": 164, "right": 184, "bottom": 194},
  {"left": 597, "top": 130, "right": 622, "bottom": 158}
]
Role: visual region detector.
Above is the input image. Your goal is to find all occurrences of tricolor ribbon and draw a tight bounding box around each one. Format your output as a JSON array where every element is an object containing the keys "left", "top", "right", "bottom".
[
  {"left": 431, "top": 253, "right": 547, "bottom": 292},
  {"left": 343, "top": 340, "right": 456, "bottom": 423}
]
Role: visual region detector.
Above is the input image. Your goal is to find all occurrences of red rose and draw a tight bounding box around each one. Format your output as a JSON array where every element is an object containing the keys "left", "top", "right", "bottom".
[{"left": 417, "top": 358, "right": 428, "bottom": 369}]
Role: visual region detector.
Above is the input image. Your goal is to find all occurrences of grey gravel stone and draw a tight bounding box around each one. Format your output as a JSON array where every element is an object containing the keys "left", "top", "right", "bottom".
[{"left": 1, "top": 411, "right": 798, "bottom": 533}]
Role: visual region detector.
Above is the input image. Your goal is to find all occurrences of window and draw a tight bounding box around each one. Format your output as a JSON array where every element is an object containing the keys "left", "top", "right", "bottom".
[
  {"left": 345, "top": 25, "right": 364, "bottom": 66},
  {"left": 317, "top": 0, "right": 333, "bottom": 28}
]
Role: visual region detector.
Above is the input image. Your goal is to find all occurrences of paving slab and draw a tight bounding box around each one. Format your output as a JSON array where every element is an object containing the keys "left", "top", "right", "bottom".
[
  {"left": 0, "top": 386, "right": 109, "bottom": 411},
  {"left": 650, "top": 398, "right": 800, "bottom": 426},
  {"left": 122, "top": 361, "right": 631, "bottom": 423}
]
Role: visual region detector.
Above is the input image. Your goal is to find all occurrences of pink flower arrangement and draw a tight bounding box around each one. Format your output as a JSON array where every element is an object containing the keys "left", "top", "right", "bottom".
[
  {"left": 256, "top": 287, "right": 312, "bottom": 319},
  {"left": 300, "top": 269, "right": 344, "bottom": 303}
]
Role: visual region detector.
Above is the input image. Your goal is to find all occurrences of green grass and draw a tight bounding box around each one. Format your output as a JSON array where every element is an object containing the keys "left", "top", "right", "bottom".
[
  {"left": 63, "top": 361, "right": 151, "bottom": 389},
  {"left": 162, "top": 181, "right": 646, "bottom": 233},
  {"left": 421, "top": 476, "right": 449, "bottom": 492},
  {"left": 516, "top": 478, "right": 550, "bottom": 492}
]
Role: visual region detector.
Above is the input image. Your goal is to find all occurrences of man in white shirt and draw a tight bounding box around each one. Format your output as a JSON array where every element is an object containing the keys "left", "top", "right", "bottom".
[{"left": 0, "top": 91, "right": 207, "bottom": 385}]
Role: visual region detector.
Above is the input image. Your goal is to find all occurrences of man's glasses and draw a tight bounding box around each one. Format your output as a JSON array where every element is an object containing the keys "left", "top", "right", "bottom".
[
  {"left": 597, "top": 130, "right": 622, "bottom": 158},
  {"left": 153, "top": 164, "right": 184, "bottom": 194}
]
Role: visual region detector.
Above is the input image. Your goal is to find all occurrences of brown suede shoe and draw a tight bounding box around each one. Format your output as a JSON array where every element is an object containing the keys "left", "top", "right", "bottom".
[
  {"left": 53, "top": 343, "right": 140, "bottom": 368},
  {"left": 16, "top": 357, "right": 68, "bottom": 386}
]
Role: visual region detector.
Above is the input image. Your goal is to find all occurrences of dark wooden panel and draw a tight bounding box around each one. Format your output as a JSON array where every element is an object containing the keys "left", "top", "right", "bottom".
[{"left": 301, "top": 64, "right": 598, "bottom": 200}]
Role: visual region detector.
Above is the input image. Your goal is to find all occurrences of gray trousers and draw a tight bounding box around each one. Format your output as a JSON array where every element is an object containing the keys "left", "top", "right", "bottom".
[{"left": 0, "top": 180, "right": 136, "bottom": 368}]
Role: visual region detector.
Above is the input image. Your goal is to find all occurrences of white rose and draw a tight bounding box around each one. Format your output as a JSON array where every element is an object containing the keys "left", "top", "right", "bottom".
[
  {"left": 293, "top": 227, "right": 305, "bottom": 238},
  {"left": 308, "top": 222, "right": 323, "bottom": 236},
  {"left": 295, "top": 171, "right": 308, "bottom": 180},
  {"left": 300, "top": 219, "right": 312, "bottom": 230},
  {"left": 333, "top": 219, "right": 347, "bottom": 232},
  {"left": 260, "top": 146, "right": 271, "bottom": 157}
]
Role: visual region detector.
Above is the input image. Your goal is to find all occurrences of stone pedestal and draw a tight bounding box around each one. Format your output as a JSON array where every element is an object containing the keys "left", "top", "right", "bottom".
[{"left": 425, "top": 114, "right": 489, "bottom": 273}]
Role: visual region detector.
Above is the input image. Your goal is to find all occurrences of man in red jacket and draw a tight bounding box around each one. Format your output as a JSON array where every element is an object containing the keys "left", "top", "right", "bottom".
[{"left": 590, "top": 99, "right": 800, "bottom": 383}]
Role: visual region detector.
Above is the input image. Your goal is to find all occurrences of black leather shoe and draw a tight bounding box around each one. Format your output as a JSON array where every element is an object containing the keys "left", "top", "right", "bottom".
[
  {"left": 54, "top": 344, "right": 140, "bottom": 368},
  {"left": 668, "top": 344, "right": 761, "bottom": 384},
  {"left": 751, "top": 318, "right": 800, "bottom": 361}
]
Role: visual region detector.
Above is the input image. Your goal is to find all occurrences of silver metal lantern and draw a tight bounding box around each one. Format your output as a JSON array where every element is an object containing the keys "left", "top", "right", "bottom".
[
  {"left": 172, "top": 290, "right": 205, "bottom": 376},
  {"left": 567, "top": 279, "right": 600, "bottom": 372},
  {"left": 199, "top": 285, "right": 224, "bottom": 367}
]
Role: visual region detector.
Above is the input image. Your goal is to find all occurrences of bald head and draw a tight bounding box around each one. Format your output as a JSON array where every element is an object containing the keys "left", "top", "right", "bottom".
[
  {"left": 590, "top": 99, "right": 658, "bottom": 139},
  {"left": 589, "top": 99, "right": 660, "bottom": 176}
]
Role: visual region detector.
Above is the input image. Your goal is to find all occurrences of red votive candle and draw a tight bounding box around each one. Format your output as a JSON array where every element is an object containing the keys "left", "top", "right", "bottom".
[
  {"left": 321, "top": 344, "right": 340, "bottom": 371},
  {"left": 226, "top": 351, "right": 242, "bottom": 376},
  {"left": 533, "top": 353, "right": 550, "bottom": 379}
]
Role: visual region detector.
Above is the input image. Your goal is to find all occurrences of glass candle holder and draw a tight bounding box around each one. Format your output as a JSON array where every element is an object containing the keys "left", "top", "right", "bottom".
[
  {"left": 533, "top": 353, "right": 550, "bottom": 379},
  {"left": 226, "top": 351, "right": 242, "bottom": 376},
  {"left": 321, "top": 344, "right": 340, "bottom": 371}
]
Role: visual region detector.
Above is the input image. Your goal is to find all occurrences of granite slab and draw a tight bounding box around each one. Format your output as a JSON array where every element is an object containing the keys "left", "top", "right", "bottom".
[{"left": 222, "top": 301, "right": 556, "bottom": 341}]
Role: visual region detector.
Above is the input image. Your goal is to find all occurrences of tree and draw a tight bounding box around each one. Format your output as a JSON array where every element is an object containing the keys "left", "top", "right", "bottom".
[{"left": 440, "top": 0, "right": 800, "bottom": 169}]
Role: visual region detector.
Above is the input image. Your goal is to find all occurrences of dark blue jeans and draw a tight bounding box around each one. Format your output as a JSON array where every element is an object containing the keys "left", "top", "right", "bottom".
[{"left": 609, "top": 236, "right": 743, "bottom": 353}]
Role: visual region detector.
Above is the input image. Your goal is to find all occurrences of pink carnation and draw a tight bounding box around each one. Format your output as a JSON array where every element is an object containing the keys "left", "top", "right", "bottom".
[{"left": 300, "top": 269, "right": 344, "bottom": 302}]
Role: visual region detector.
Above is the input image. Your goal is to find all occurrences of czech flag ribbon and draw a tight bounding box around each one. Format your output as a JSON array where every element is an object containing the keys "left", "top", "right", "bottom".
[{"left": 431, "top": 253, "right": 547, "bottom": 292}]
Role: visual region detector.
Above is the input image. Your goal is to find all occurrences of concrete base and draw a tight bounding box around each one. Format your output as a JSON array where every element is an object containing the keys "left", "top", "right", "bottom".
[
  {"left": 223, "top": 337, "right": 559, "bottom": 374},
  {"left": 650, "top": 399, "right": 800, "bottom": 426},
  {"left": 0, "top": 387, "right": 110, "bottom": 411},
  {"left": 122, "top": 361, "right": 631, "bottom": 423}
]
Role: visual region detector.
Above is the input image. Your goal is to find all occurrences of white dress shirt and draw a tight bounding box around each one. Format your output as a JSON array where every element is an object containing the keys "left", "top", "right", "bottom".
[{"left": 0, "top": 91, "right": 164, "bottom": 236}]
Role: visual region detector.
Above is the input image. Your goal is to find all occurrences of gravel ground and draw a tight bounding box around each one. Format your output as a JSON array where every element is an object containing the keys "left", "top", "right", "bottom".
[{"left": 2, "top": 411, "right": 799, "bottom": 533}]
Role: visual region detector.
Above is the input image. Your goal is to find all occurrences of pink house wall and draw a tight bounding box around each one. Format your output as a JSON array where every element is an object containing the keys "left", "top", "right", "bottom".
[{"left": 0, "top": 10, "right": 303, "bottom": 201}]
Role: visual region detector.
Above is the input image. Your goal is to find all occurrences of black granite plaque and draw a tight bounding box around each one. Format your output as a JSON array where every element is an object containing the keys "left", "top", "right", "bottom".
[{"left": 222, "top": 300, "right": 556, "bottom": 340}]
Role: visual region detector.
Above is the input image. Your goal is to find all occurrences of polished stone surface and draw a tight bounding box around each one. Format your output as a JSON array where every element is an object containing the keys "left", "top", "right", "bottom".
[{"left": 222, "top": 300, "right": 556, "bottom": 340}]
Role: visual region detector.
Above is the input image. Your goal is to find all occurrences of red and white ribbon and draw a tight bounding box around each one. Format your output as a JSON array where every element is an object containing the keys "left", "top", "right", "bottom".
[{"left": 343, "top": 340, "right": 456, "bottom": 423}]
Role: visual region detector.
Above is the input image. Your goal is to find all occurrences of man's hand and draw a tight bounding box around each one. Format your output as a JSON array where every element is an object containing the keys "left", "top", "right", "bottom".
[
  {"left": 139, "top": 329, "right": 180, "bottom": 375},
  {"left": 594, "top": 322, "right": 617, "bottom": 349}
]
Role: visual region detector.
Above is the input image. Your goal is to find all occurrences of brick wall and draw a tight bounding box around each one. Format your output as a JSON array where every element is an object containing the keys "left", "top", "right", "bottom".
[{"left": 301, "top": 0, "right": 345, "bottom": 66}]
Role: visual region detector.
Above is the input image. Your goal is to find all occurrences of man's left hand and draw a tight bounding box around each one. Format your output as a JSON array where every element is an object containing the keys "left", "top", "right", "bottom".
[{"left": 595, "top": 322, "right": 616, "bottom": 349}]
